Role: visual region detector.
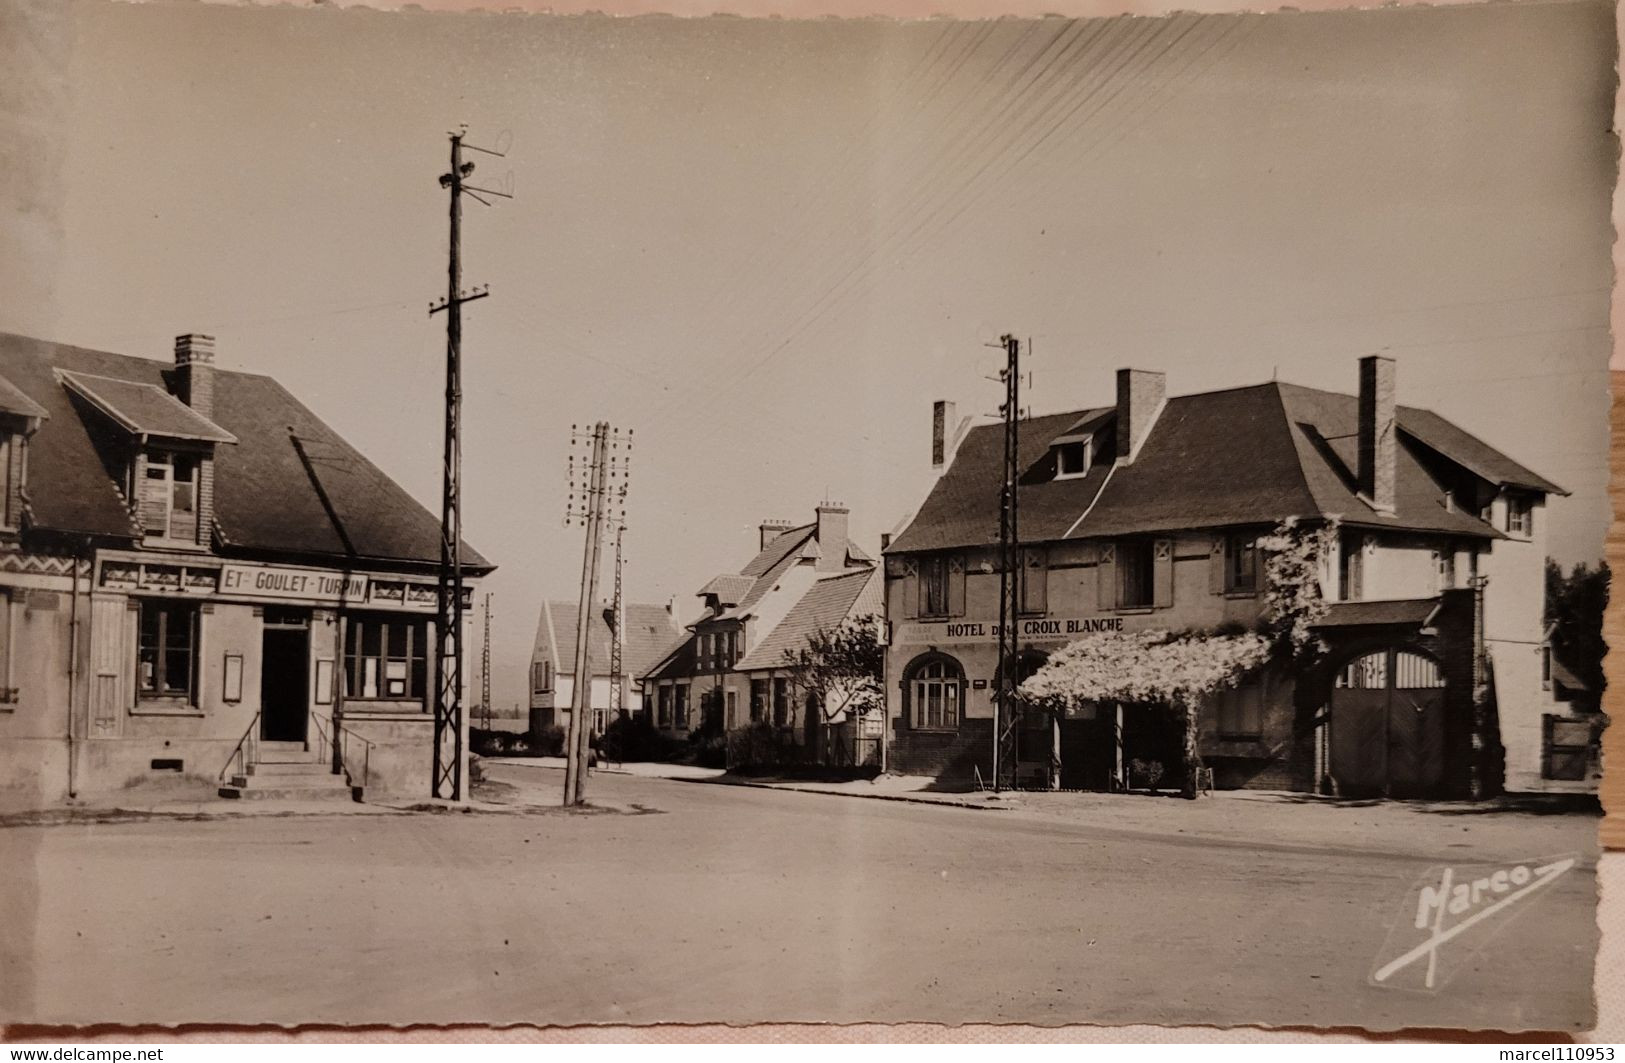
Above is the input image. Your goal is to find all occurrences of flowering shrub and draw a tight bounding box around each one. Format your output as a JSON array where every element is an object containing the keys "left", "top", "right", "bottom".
[
  {"left": 1017, "top": 629, "right": 1271, "bottom": 711},
  {"left": 1258, "top": 517, "right": 1336, "bottom": 657},
  {"left": 1017, "top": 629, "right": 1270, "bottom": 799}
]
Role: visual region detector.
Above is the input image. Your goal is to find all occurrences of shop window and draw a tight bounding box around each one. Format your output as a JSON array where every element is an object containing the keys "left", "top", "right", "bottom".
[
  {"left": 674, "top": 683, "right": 690, "bottom": 730},
  {"left": 1224, "top": 532, "right": 1258, "bottom": 594},
  {"left": 1216, "top": 680, "right": 1264, "bottom": 739},
  {"left": 750, "top": 678, "right": 768, "bottom": 722},
  {"left": 345, "top": 614, "right": 428, "bottom": 703},
  {"left": 137, "top": 449, "right": 201, "bottom": 543},
  {"left": 1020, "top": 548, "right": 1047, "bottom": 615},
  {"left": 1118, "top": 540, "right": 1154, "bottom": 609},
  {"left": 919, "top": 555, "right": 950, "bottom": 618},
  {"left": 138, "top": 599, "right": 198, "bottom": 701},
  {"left": 772, "top": 677, "right": 790, "bottom": 726},
  {"left": 907, "top": 655, "right": 963, "bottom": 731}
]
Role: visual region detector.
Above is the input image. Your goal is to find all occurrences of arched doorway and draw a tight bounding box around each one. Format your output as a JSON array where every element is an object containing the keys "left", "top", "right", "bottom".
[{"left": 1328, "top": 647, "right": 1448, "bottom": 797}]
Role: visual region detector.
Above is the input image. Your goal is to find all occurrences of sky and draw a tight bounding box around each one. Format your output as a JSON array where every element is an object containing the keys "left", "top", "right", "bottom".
[{"left": 3, "top": 0, "right": 1615, "bottom": 712}]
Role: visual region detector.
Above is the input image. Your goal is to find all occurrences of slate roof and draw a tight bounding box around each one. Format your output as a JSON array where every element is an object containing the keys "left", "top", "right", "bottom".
[
  {"left": 0, "top": 373, "right": 47, "bottom": 421},
  {"left": 888, "top": 379, "right": 1558, "bottom": 554},
  {"left": 699, "top": 574, "right": 755, "bottom": 607},
  {"left": 533, "top": 599, "right": 684, "bottom": 680},
  {"left": 644, "top": 513, "right": 880, "bottom": 680},
  {"left": 734, "top": 567, "right": 881, "bottom": 672},
  {"left": 59, "top": 370, "right": 237, "bottom": 444},
  {"left": 717, "top": 524, "right": 821, "bottom": 620},
  {"left": 1, "top": 332, "right": 492, "bottom": 571},
  {"left": 1312, "top": 598, "right": 1441, "bottom": 628}
]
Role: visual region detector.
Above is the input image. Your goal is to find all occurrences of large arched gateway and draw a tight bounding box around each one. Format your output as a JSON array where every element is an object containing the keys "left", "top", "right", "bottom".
[{"left": 1327, "top": 647, "right": 1448, "bottom": 797}]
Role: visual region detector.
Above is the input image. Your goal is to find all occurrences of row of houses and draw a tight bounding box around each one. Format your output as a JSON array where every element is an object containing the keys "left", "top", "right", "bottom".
[
  {"left": 535, "top": 354, "right": 1601, "bottom": 798},
  {"left": 0, "top": 332, "right": 491, "bottom": 807},
  {"left": 0, "top": 321, "right": 1597, "bottom": 805}
]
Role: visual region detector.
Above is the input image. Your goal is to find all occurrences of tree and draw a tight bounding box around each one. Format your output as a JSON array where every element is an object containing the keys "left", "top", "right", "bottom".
[
  {"left": 1545, "top": 558, "right": 1609, "bottom": 711},
  {"left": 1017, "top": 629, "right": 1271, "bottom": 798},
  {"left": 780, "top": 613, "right": 886, "bottom": 747}
]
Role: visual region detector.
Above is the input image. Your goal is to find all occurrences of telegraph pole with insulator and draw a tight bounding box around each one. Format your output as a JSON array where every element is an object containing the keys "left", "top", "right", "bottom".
[
  {"left": 428, "top": 126, "right": 511, "bottom": 800},
  {"left": 563, "top": 423, "right": 633, "bottom": 806}
]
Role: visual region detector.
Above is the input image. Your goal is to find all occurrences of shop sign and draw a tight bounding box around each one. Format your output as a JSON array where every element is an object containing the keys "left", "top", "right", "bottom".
[
  {"left": 894, "top": 615, "right": 1139, "bottom": 646},
  {"left": 219, "top": 563, "right": 368, "bottom": 603}
]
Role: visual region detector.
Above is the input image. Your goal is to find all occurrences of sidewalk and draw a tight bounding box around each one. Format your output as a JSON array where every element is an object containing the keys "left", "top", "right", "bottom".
[
  {"left": 481, "top": 754, "right": 725, "bottom": 780},
  {"left": 683, "top": 771, "right": 1603, "bottom": 862}
]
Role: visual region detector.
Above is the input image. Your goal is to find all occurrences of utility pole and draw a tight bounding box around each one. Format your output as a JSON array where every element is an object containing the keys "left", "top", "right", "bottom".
[
  {"left": 563, "top": 422, "right": 633, "bottom": 806},
  {"left": 993, "top": 333, "right": 1021, "bottom": 793},
  {"left": 609, "top": 523, "right": 626, "bottom": 726},
  {"left": 428, "top": 126, "right": 510, "bottom": 801},
  {"left": 480, "top": 593, "right": 493, "bottom": 733}
]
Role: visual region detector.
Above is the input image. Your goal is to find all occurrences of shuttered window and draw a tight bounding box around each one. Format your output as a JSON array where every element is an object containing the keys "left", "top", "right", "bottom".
[{"left": 1119, "top": 541, "right": 1154, "bottom": 608}]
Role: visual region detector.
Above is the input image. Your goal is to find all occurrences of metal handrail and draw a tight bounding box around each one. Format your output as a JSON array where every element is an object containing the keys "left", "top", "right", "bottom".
[
  {"left": 307, "top": 710, "right": 371, "bottom": 790},
  {"left": 219, "top": 711, "right": 261, "bottom": 782},
  {"left": 308, "top": 710, "right": 335, "bottom": 774},
  {"left": 337, "top": 722, "right": 372, "bottom": 790}
]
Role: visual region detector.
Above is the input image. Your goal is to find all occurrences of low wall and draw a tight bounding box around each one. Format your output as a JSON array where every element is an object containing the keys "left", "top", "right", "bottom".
[{"left": 888, "top": 719, "right": 994, "bottom": 783}]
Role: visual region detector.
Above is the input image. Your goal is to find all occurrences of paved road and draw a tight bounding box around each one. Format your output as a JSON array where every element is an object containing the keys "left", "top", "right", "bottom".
[{"left": 1, "top": 765, "right": 1598, "bottom": 1030}]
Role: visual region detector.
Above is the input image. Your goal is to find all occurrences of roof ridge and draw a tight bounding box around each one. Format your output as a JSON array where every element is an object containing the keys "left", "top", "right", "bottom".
[
  {"left": 1266, "top": 381, "right": 1340, "bottom": 521},
  {"left": 544, "top": 598, "right": 562, "bottom": 669}
]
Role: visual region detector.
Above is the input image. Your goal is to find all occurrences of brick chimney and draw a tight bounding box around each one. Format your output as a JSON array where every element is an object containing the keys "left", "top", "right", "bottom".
[
  {"left": 1115, "top": 368, "right": 1166, "bottom": 463},
  {"left": 815, "top": 503, "right": 849, "bottom": 571},
  {"left": 932, "top": 400, "right": 956, "bottom": 469},
  {"left": 1357, "top": 354, "right": 1397, "bottom": 515},
  {"left": 759, "top": 519, "right": 794, "bottom": 550},
  {"left": 174, "top": 334, "right": 218, "bottom": 548},
  {"left": 175, "top": 334, "right": 216, "bottom": 421}
]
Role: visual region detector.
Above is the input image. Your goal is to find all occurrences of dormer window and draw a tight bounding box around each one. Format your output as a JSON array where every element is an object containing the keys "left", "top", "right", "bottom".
[
  {"left": 1054, "top": 437, "right": 1092, "bottom": 479},
  {"left": 137, "top": 448, "right": 202, "bottom": 543}
]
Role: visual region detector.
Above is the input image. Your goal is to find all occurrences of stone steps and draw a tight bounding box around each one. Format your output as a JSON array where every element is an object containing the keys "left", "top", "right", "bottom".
[{"left": 220, "top": 743, "right": 361, "bottom": 801}]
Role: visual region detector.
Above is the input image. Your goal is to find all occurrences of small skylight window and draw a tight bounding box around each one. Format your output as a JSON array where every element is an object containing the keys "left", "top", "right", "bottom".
[{"left": 1055, "top": 438, "right": 1091, "bottom": 479}]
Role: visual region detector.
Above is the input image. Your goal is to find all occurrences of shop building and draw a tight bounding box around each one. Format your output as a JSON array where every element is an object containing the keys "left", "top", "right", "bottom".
[
  {"left": 882, "top": 355, "right": 1586, "bottom": 797},
  {"left": 0, "top": 332, "right": 493, "bottom": 807},
  {"left": 640, "top": 504, "right": 875, "bottom": 745},
  {"left": 528, "top": 598, "right": 684, "bottom": 735}
]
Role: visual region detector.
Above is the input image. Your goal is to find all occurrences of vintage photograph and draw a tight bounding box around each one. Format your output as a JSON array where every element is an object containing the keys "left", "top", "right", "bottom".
[{"left": 0, "top": 0, "right": 1613, "bottom": 1036}]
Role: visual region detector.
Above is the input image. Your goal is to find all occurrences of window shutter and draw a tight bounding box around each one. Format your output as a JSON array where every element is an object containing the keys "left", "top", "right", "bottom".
[
  {"left": 1154, "top": 540, "right": 1174, "bottom": 609},
  {"left": 1024, "top": 549, "right": 1047, "bottom": 613},
  {"left": 1210, "top": 535, "right": 1226, "bottom": 595},
  {"left": 905, "top": 559, "right": 920, "bottom": 619},
  {"left": 948, "top": 555, "right": 966, "bottom": 617},
  {"left": 1097, "top": 543, "right": 1116, "bottom": 610}
]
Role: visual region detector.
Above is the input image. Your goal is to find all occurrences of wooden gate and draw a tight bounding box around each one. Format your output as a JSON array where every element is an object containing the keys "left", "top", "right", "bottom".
[{"left": 1329, "top": 648, "right": 1447, "bottom": 797}]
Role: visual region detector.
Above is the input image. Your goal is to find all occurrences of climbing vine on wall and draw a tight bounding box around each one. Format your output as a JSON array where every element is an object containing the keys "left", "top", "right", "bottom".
[{"left": 1258, "top": 517, "right": 1338, "bottom": 658}]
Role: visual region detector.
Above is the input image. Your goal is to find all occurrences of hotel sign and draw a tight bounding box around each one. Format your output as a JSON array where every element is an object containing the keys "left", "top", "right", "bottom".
[
  {"left": 894, "top": 615, "right": 1141, "bottom": 646},
  {"left": 219, "top": 564, "right": 368, "bottom": 603}
]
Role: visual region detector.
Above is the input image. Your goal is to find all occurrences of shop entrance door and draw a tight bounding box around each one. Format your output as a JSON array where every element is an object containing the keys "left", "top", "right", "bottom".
[
  {"left": 261, "top": 608, "right": 311, "bottom": 743},
  {"left": 1329, "top": 648, "right": 1447, "bottom": 797}
]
